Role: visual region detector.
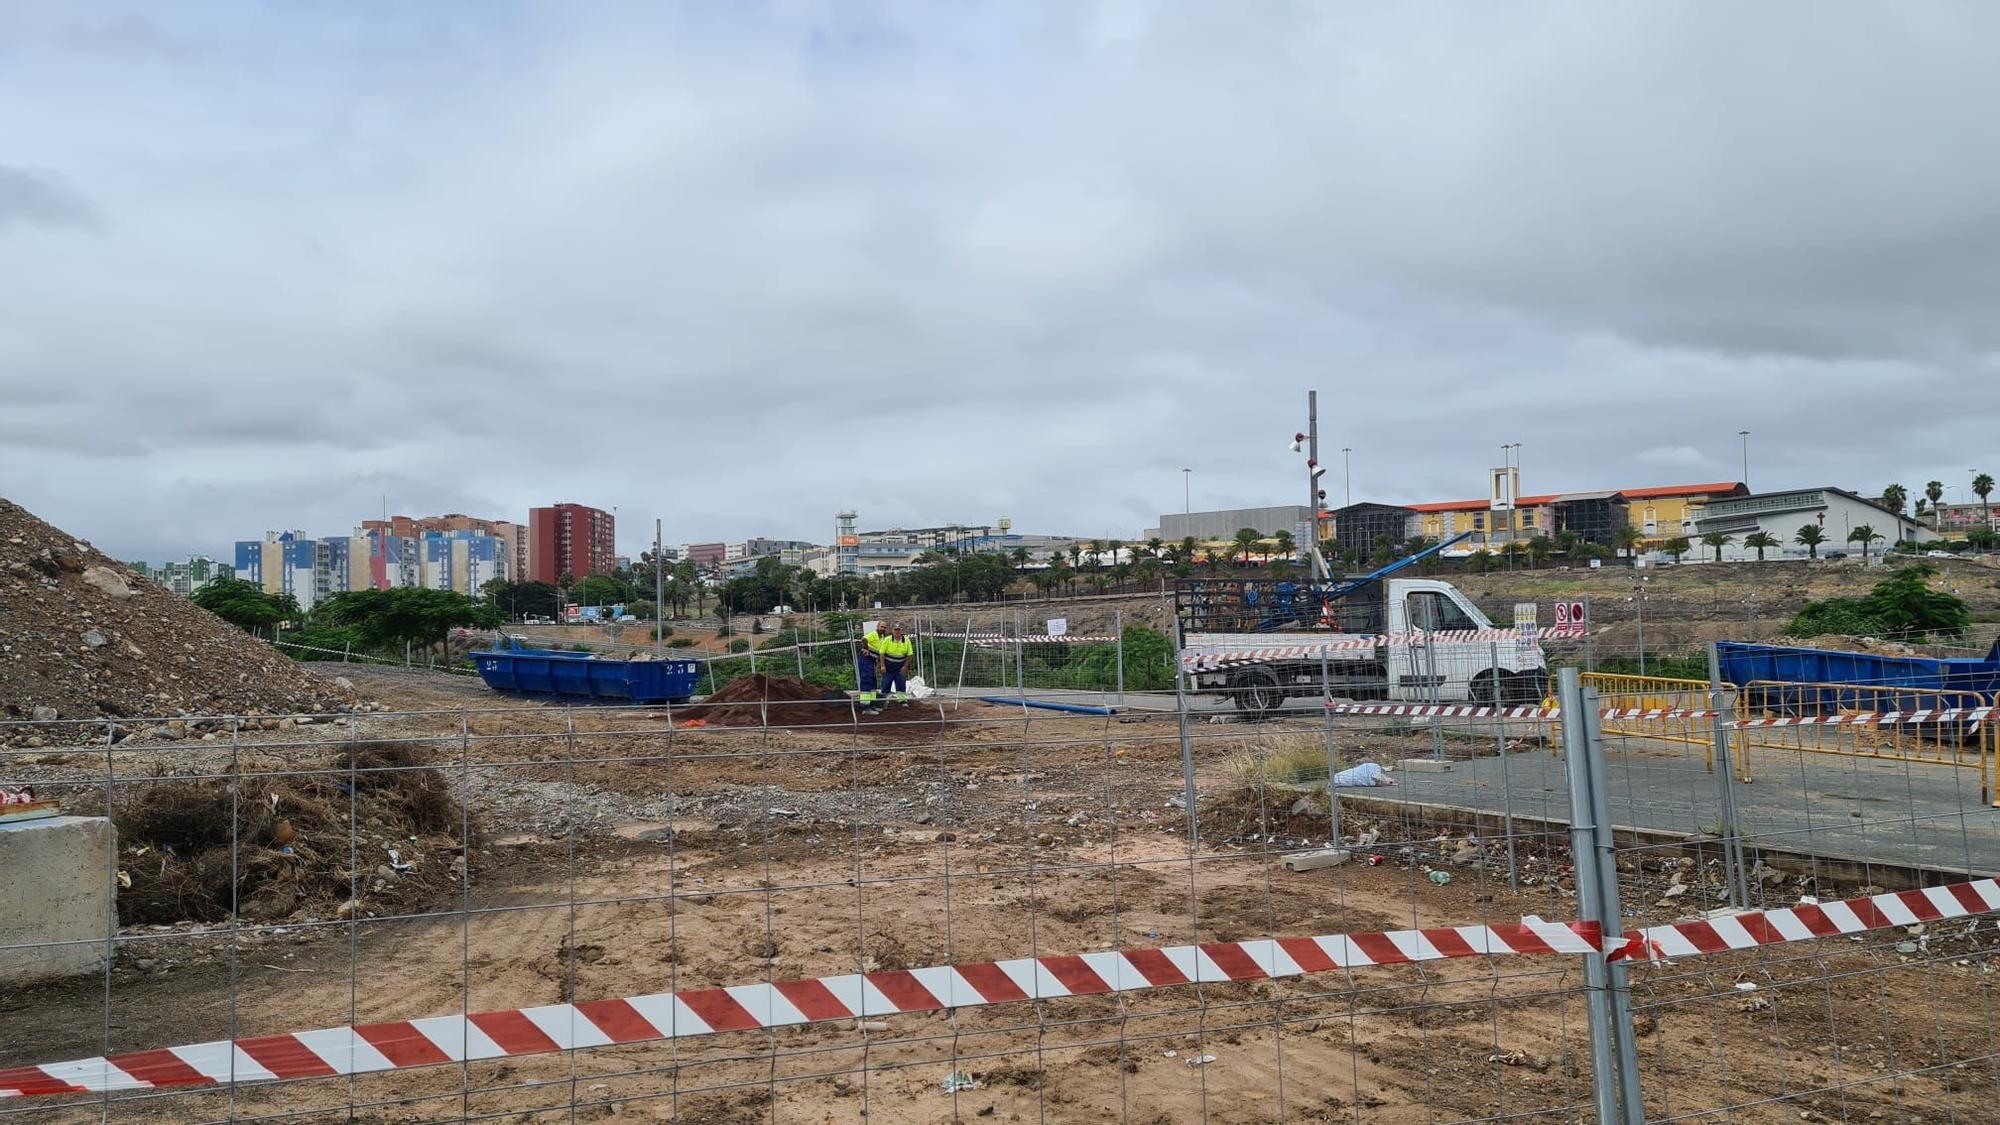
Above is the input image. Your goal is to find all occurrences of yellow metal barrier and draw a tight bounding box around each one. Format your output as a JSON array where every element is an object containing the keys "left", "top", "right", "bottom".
[
  {"left": 1577, "top": 672, "right": 1719, "bottom": 766},
  {"left": 1734, "top": 681, "right": 1998, "bottom": 806}
]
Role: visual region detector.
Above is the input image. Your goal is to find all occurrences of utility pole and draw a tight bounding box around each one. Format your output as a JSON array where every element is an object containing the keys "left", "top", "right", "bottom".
[
  {"left": 654, "top": 519, "right": 665, "bottom": 658},
  {"left": 1341, "top": 447, "right": 1352, "bottom": 510},
  {"left": 1301, "top": 392, "right": 1330, "bottom": 580}
]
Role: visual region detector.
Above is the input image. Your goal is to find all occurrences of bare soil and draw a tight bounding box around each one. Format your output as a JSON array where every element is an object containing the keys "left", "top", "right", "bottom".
[
  {"left": 0, "top": 496, "right": 355, "bottom": 732},
  {"left": 5, "top": 666, "right": 1998, "bottom": 1123}
]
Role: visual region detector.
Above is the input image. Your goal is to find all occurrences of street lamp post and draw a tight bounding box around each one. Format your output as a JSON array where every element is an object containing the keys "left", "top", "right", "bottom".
[
  {"left": 1342, "top": 448, "right": 1352, "bottom": 509},
  {"left": 1739, "top": 431, "right": 1750, "bottom": 489}
]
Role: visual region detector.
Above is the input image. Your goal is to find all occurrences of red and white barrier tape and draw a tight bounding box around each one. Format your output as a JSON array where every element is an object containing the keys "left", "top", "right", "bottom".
[
  {"left": 1611, "top": 878, "right": 2000, "bottom": 962},
  {"left": 9, "top": 878, "right": 2000, "bottom": 1099},
  {"left": 968, "top": 634, "right": 1120, "bottom": 645},
  {"left": 0, "top": 920, "right": 1600, "bottom": 1098},
  {"left": 1322, "top": 702, "right": 1992, "bottom": 727},
  {"left": 1182, "top": 627, "right": 1585, "bottom": 670}
]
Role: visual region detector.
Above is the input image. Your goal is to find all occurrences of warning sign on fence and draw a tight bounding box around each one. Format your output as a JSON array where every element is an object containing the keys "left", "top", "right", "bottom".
[{"left": 1047, "top": 617, "right": 1068, "bottom": 637}]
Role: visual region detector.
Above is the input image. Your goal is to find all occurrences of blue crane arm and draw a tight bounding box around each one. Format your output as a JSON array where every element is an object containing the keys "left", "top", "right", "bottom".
[{"left": 1315, "top": 531, "right": 1475, "bottom": 601}]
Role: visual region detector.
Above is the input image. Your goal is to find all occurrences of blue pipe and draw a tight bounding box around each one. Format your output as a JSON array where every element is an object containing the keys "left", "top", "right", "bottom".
[{"left": 978, "top": 696, "right": 1117, "bottom": 716}]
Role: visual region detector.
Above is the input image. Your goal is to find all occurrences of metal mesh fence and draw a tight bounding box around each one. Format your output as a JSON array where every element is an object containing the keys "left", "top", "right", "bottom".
[{"left": 3, "top": 638, "right": 1998, "bottom": 1122}]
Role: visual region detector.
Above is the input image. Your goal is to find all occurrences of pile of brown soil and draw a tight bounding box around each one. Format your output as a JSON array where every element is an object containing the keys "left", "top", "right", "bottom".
[
  {"left": 102, "top": 742, "right": 473, "bottom": 924},
  {"left": 671, "top": 673, "right": 943, "bottom": 735},
  {"left": 675, "top": 673, "right": 853, "bottom": 727},
  {"left": 0, "top": 497, "right": 355, "bottom": 734}
]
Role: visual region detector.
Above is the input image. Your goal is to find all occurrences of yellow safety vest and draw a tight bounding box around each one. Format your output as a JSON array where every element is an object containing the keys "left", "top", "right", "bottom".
[
  {"left": 881, "top": 636, "right": 913, "bottom": 660},
  {"left": 863, "top": 630, "right": 886, "bottom": 655}
]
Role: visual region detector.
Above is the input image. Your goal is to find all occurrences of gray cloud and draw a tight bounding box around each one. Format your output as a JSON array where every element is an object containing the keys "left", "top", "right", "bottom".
[
  {"left": 0, "top": 165, "right": 95, "bottom": 228},
  {"left": 2, "top": 3, "right": 1998, "bottom": 562}
]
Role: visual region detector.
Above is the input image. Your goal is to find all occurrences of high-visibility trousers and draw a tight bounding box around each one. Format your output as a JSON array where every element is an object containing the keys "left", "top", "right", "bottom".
[{"left": 856, "top": 650, "right": 879, "bottom": 702}]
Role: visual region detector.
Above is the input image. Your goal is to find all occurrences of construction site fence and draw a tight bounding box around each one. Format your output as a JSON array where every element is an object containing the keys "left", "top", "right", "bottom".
[{"left": 8, "top": 658, "right": 2000, "bottom": 1121}]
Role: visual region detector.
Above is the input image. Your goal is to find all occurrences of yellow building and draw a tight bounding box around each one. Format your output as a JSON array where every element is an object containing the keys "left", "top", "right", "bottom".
[{"left": 1406, "top": 482, "right": 1748, "bottom": 549}]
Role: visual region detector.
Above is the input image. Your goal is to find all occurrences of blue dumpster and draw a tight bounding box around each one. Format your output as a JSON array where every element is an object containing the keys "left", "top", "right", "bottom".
[{"left": 471, "top": 638, "right": 701, "bottom": 704}]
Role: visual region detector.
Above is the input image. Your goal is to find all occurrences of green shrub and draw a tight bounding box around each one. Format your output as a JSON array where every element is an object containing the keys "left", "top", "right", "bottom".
[
  {"left": 728, "top": 638, "right": 750, "bottom": 654},
  {"left": 668, "top": 637, "right": 697, "bottom": 649}
]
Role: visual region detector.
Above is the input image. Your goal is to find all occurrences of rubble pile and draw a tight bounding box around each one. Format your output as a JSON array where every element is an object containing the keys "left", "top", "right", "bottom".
[{"left": 0, "top": 497, "right": 354, "bottom": 737}]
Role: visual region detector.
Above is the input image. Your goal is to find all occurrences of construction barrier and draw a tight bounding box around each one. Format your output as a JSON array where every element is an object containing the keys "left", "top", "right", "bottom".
[
  {"left": 1736, "top": 681, "right": 1997, "bottom": 804},
  {"left": 7, "top": 878, "right": 1996, "bottom": 1100},
  {"left": 1578, "top": 672, "right": 1719, "bottom": 765}
]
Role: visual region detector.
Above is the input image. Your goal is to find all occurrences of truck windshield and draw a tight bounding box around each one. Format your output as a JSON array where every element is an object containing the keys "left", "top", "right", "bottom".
[{"left": 1406, "top": 590, "right": 1478, "bottom": 632}]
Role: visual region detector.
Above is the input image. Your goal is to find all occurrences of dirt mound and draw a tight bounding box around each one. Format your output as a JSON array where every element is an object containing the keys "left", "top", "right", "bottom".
[
  {"left": 0, "top": 497, "right": 353, "bottom": 734},
  {"left": 676, "top": 673, "right": 852, "bottom": 726},
  {"left": 104, "top": 742, "right": 472, "bottom": 924},
  {"left": 672, "top": 673, "right": 944, "bottom": 737}
]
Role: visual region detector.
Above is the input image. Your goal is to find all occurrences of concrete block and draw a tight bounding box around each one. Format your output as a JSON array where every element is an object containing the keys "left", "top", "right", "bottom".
[
  {"left": 1398, "top": 758, "right": 1454, "bottom": 773},
  {"left": 1282, "top": 848, "right": 1351, "bottom": 872},
  {"left": 0, "top": 816, "right": 115, "bottom": 983}
]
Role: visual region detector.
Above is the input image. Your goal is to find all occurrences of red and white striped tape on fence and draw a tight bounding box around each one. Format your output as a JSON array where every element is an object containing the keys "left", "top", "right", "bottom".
[
  {"left": 1182, "top": 627, "right": 1586, "bottom": 671},
  {"left": 9, "top": 878, "right": 2000, "bottom": 1099},
  {"left": 1611, "top": 878, "right": 2000, "bottom": 962},
  {"left": 966, "top": 633, "right": 1120, "bottom": 645},
  {"left": 0, "top": 920, "right": 1602, "bottom": 1098},
  {"left": 1322, "top": 702, "right": 1994, "bottom": 727}
]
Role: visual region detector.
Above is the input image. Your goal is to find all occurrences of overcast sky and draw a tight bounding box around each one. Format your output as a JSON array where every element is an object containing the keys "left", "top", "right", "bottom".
[{"left": 5, "top": 3, "right": 1999, "bottom": 561}]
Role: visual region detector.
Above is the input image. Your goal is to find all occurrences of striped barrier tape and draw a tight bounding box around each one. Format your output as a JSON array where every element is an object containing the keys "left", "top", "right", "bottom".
[
  {"left": 0, "top": 919, "right": 1601, "bottom": 1098},
  {"left": 1182, "top": 627, "right": 1586, "bottom": 670},
  {"left": 8, "top": 878, "right": 2000, "bottom": 1099},
  {"left": 968, "top": 634, "right": 1121, "bottom": 645},
  {"left": 1610, "top": 878, "right": 2000, "bottom": 962},
  {"left": 1322, "top": 702, "right": 1993, "bottom": 728}
]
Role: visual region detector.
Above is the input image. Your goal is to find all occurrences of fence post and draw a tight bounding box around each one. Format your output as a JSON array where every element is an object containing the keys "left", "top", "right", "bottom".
[
  {"left": 1559, "top": 668, "right": 1643, "bottom": 1123},
  {"left": 1582, "top": 681, "right": 1648, "bottom": 1124},
  {"left": 1706, "top": 642, "right": 1751, "bottom": 909},
  {"left": 1320, "top": 642, "right": 1339, "bottom": 846},
  {"left": 954, "top": 617, "right": 972, "bottom": 710},
  {"left": 1172, "top": 621, "right": 1199, "bottom": 845},
  {"left": 1492, "top": 641, "right": 1518, "bottom": 890},
  {"left": 1015, "top": 611, "right": 1026, "bottom": 697},
  {"left": 1114, "top": 609, "right": 1125, "bottom": 706}
]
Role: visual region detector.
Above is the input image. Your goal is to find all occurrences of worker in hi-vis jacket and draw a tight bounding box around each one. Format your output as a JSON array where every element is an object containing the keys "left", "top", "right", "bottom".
[
  {"left": 878, "top": 623, "right": 915, "bottom": 703},
  {"left": 857, "top": 621, "right": 887, "bottom": 713}
]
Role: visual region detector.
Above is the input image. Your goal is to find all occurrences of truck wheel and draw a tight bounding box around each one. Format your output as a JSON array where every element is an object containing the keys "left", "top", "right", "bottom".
[
  {"left": 1506, "top": 671, "right": 1549, "bottom": 705},
  {"left": 1470, "top": 670, "right": 1502, "bottom": 705},
  {"left": 1230, "top": 667, "right": 1286, "bottom": 719}
]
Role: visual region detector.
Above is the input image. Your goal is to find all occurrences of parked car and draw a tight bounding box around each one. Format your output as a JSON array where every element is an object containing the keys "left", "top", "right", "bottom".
[{"left": 1925, "top": 550, "right": 1953, "bottom": 558}]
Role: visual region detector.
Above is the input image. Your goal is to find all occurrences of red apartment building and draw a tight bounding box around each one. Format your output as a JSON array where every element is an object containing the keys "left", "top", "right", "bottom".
[{"left": 528, "top": 504, "right": 617, "bottom": 583}]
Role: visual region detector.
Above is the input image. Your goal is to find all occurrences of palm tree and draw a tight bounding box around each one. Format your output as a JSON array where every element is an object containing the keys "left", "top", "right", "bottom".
[
  {"left": 1663, "top": 536, "right": 1691, "bottom": 564},
  {"left": 1181, "top": 535, "right": 1198, "bottom": 562},
  {"left": 1010, "top": 547, "right": 1030, "bottom": 571},
  {"left": 1067, "top": 543, "right": 1083, "bottom": 571},
  {"left": 1926, "top": 481, "right": 1945, "bottom": 531},
  {"left": 1146, "top": 536, "right": 1164, "bottom": 559},
  {"left": 1742, "top": 531, "right": 1778, "bottom": 561},
  {"left": 1553, "top": 530, "right": 1580, "bottom": 559},
  {"left": 1881, "top": 483, "right": 1908, "bottom": 516},
  {"left": 1232, "top": 528, "right": 1261, "bottom": 567},
  {"left": 1795, "top": 524, "right": 1827, "bottom": 560},
  {"left": 1699, "top": 531, "right": 1734, "bottom": 562},
  {"left": 1612, "top": 524, "right": 1641, "bottom": 558},
  {"left": 1848, "top": 524, "right": 1883, "bottom": 561},
  {"left": 1526, "top": 535, "right": 1552, "bottom": 568},
  {"left": 1272, "top": 529, "right": 1296, "bottom": 561},
  {"left": 1975, "top": 472, "right": 1995, "bottom": 532}
]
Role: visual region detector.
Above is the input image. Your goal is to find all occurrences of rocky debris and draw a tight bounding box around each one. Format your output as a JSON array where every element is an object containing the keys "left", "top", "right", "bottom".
[{"left": 0, "top": 497, "right": 357, "bottom": 740}]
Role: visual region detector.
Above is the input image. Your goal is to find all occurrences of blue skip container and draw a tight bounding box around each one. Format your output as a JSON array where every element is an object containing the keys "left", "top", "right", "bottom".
[{"left": 472, "top": 638, "right": 701, "bottom": 704}]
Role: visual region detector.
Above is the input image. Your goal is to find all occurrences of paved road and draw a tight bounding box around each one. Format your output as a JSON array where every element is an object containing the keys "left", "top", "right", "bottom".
[
  {"left": 1382, "top": 733, "right": 2000, "bottom": 876},
  {"left": 939, "top": 686, "right": 2000, "bottom": 874}
]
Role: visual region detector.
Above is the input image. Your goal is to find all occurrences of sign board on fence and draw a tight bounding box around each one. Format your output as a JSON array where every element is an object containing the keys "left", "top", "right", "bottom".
[
  {"left": 1047, "top": 618, "right": 1068, "bottom": 637},
  {"left": 1513, "top": 602, "right": 1538, "bottom": 658},
  {"left": 863, "top": 620, "right": 879, "bottom": 636},
  {"left": 1554, "top": 600, "right": 1586, "bottom": 628}
]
